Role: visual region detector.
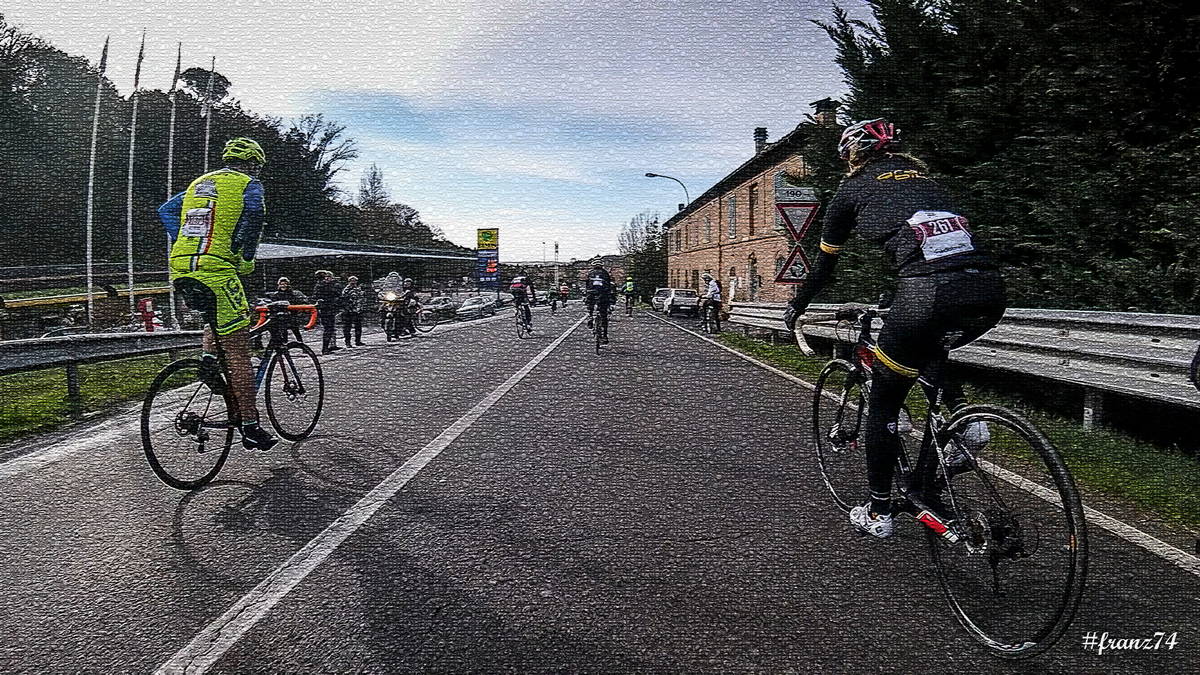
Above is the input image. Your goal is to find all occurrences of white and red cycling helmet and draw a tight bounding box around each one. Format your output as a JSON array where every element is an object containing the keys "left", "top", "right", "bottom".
[{"left": 837, "top": 118, "right": 900, "bottom": 160}]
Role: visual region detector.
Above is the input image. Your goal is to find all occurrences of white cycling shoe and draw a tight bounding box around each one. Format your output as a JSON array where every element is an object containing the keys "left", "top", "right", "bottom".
[{"left": 850, "top": 503, "right": 895, "bottom": 539}]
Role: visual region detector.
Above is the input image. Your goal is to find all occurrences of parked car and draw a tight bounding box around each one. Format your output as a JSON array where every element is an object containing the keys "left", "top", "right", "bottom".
[
  {"left": 534, "top": 290, "right": 548, "bottom": 305},
  {"left": 496, "top": 292, "right": 515, "bottom": 307},
  {"left": 652, "top": 288, "right": 699, "bottom": 316},
  {"left": 455, "top": 296, "right": 497, "bottom": 319},
  {"left": 424, "top": 296, "right": 458, "bottom": 318}
]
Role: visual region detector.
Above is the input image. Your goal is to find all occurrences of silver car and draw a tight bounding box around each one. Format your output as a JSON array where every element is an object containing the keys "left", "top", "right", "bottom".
[{"left": 455, "top": 296, "right": 497, "bottom": 319}]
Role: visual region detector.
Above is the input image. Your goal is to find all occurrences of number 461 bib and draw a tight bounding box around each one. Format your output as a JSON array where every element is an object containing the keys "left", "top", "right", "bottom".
[{"left": 907, "top": 210, "right": 975, "bottom": 261}]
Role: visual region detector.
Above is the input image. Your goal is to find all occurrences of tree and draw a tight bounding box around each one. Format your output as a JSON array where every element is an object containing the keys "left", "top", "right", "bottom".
[
  {"left": 179, "top": 66, "right": 230, "bottom": 102},
  {"left": 288, "top": 113, "right": 358, "bottom": 197},
  {"left": 357, "top": 163, "right": 389, "bottom": 209},
  {"left": 619, "top": 211, "right": 666, "bottom": 298}
]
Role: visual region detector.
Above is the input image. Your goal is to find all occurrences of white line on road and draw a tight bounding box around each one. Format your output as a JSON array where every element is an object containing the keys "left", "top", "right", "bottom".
[
  {"left": 0, "top": 310, "right": 521, "bottom": 482},
  {"left": 649, "top": 311, "right": 1200, "bottom": 579},
  {"left": 156, "top": 315, "right": 586, "bottom": 675}
]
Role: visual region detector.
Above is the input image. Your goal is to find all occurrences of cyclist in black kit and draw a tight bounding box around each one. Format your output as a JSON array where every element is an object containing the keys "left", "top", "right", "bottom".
[{"left": 784, "top": 118, "right": 1006, "bottom": 539}]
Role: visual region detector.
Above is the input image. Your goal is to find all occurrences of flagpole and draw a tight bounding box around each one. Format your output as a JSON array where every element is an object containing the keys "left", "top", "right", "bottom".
[
  {"left": 126, "top": 29, "right": 146, "bottom": 321},
  {"left": 164, "top": 41, "right": 181, "bottom": 328},
  {"left": 202, "top": 56, "right": 215, "bottom": 172},
  {"left": 85, "top": 36, "right": 110, "bottom": 327}
]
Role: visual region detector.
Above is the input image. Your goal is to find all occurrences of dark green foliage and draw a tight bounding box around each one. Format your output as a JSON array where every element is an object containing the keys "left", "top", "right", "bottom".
[
  {"left": 0, "top": 14, "right": 457, "bottom": 272},
  {"left": 808, "top": 1, "right": 1200, "bottom": 311}
]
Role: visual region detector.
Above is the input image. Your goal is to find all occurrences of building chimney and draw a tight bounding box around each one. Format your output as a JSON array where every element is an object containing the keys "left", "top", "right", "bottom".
[
  {"left": 754, "top": 127, "right": 768, "bottom": 153},
  {"left": 809, "top": 98, "right": 841, "bottom": 127},
  {"left": 678, "top": 203, "right": 685, "bottom": 212}
]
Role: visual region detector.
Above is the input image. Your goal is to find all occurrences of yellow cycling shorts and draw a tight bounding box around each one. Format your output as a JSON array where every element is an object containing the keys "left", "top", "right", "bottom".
[{"left": 172, "top": 268, "right": 251, "bottom": 336}]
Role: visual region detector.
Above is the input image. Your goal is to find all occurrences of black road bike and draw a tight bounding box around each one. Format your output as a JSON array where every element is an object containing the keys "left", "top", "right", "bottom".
[
  {"left": 593, "top": 303, "right": 610, "bottom": 354},
  {"left": 141, "top": 301, "right": 325, "bottom": 490},
  {"left": 809, "top": 303, "right": 1087, "bottom": 659},
  {"left": 515, "top": 303, "right": 533, "bottom": 339}
]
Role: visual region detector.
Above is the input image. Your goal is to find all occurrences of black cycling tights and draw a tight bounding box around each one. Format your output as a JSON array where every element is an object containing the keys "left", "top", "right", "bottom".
[{"left": 861, "top": 269, "right": 1006, "bottom": 513}]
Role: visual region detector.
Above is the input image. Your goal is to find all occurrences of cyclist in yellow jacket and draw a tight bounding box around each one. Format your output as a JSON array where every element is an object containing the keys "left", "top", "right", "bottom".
[{"left": 158, "top": 137, "right": 276, "bottom": 450}]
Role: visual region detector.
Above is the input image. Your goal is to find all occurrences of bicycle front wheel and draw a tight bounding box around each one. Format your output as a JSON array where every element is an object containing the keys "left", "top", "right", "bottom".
[
  {"left": 415, "top": 309, "right": 438, "bottom": 333},
  {"left": 927, "top": 403, "right": 1087, "bottom": 659},
  {"left": 812, "top": 359, "right": 869, "bottom": 512},
  {"left": 264, "top": 342, "right": 325, "bottom": 441},
  {"left": 141, "top": 358, "right": 234, "bottom": 490}
]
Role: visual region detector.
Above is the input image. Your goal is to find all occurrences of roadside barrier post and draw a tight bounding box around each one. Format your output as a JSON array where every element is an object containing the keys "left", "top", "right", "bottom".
[{"left": 64, "top": 363, "right": 83, "bottom": 419}]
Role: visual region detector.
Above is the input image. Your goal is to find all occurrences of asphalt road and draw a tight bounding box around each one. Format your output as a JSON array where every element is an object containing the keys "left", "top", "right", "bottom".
[{"left": 0, "top": 303, "right": 1196, "bottom": 673}]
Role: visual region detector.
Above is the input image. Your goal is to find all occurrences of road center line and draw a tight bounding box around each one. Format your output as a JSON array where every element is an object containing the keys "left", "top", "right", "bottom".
[
  {"left": 649, "top": 311, "right": 1200, "bottom": 578},
  {"left": 156, "top": 315, "right": 586, "bottom": 675}
]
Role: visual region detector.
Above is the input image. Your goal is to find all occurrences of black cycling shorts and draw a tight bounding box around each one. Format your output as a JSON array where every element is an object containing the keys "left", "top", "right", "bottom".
[{"left": 873, "top": 268, "right": 1006, "bottom": 377}]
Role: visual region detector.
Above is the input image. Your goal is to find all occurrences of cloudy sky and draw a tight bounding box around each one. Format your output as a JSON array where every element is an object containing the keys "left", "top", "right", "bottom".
[{"left": 5, "top": 0, "right": 870, "bottom": 259}]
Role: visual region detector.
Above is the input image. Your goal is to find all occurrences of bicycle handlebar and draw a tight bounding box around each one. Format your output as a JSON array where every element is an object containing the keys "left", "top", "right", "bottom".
[{"left": 252, "top": 304, "right": 319, "bottom": 330}]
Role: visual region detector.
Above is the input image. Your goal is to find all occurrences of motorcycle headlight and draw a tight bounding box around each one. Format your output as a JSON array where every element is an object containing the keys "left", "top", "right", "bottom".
[{"left": 383, "top": 292, "right": 397, "bottom": 301}]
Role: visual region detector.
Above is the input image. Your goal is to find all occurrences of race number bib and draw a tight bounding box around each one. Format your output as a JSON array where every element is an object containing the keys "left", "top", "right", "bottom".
[
  {"left": 907, "top": 211, "right": 975, "bottom": 261},
  {"left": 590, "top": 276, "right": 605, "bottom": 287},
  {"left": 181, "top": 207, "right": 214, "bottom": 239}
]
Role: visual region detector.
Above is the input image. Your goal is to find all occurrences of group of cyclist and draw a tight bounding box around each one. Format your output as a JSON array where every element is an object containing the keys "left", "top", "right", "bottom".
[
  {"left": 506, "top": 260, "right": 637, "bottom": 343},
  {"left": 160, "top": 114, "right": 1004, "bottom": 542}
]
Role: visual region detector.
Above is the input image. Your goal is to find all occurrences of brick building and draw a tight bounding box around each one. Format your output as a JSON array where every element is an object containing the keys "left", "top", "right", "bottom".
[{"left": 664, "top": 102, "right": 836, "bottom": 304}]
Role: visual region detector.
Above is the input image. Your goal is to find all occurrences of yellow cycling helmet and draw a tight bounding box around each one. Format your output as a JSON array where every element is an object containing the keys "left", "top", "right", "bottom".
[{"left": 222, "top": 137, "right": 266, "bottom": 165}]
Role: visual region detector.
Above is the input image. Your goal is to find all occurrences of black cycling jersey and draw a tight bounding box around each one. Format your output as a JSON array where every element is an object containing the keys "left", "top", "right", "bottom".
[
  {"left": 585, "top": 269, "right": 613, "bottom": 298},
  {"left": 794, "top": 155, "right": 996, "bottom": 311}
]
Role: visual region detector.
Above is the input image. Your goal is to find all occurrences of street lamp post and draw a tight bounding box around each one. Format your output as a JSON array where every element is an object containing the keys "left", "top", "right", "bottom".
[{"left": 645, "top": 172, "right": 690, "bottom": 206}]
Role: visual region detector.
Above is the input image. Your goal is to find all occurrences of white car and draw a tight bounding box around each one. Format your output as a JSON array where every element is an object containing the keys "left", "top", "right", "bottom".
[{"left": 651, "top": 288, "right": 700, "bottom": 316}]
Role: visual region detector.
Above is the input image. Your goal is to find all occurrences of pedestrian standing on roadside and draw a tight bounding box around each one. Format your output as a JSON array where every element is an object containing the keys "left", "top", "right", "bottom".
[
  {"left": 312, "top": 269, "right": 342, "bottom": 354},
  {"left": 341, "top": 275, "right": 367, "bottom": 347},
  {"left": 266, "top": 276, "right": 308, "bottom": 342}
]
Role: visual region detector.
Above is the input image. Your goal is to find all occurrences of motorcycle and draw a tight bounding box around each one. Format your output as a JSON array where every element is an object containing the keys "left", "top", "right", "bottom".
[{"left": 380, "top": 291, "right": 406, "bottom": 341}]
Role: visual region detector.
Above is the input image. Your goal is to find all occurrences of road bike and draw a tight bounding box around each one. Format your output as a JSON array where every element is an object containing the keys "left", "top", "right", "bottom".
[
  {"left": 514, "top": 303, "right": 533, "bottom": 339},
  {"left": 414, "top": 303, "right": 439, "bottom": 334},
  {"left": 141, "top": 300, "right": 324, "bottom": 490},
  {"left": 592, "top": 303, "right": 609, "bottom": 354},
  {"left": 808, "top": 303, "right": 1087, "bottom": 659}
]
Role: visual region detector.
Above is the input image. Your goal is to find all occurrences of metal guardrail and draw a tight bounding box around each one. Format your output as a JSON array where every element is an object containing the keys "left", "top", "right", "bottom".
[
  {"left": 727, "top": 302, "right": 1200, "bottom": 426},
  {"left": 0, "top": 330, "right": 201, "bottom": 418}
]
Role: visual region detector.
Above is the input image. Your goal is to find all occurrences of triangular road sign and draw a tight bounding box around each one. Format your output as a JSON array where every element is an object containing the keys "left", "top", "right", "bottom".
[
  {"left": 775, "top": 246, "right": 810, "bottom": 284},
  {"left": 775, "top": 202, "right": 820, "bottom": 242}
]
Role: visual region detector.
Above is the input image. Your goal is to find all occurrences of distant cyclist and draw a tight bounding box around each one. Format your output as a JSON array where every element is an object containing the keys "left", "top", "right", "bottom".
[
  {"left": 698, "top": 272, "right": 722, "bottom": 332},
  {"left": 621, "top": 276, "right": 636, "bottom": 314},
  {"left": 784, "top": 118, "right": 1005, "bottom": 539},
  {"left": 584, "top": 258, "right": 613, "bottom": 340},
  {"left": 509, "top": 275, "right": 535, "bottom": 327},
  {"left": 158, "top": 137, "right": 276, "bottom": 451}
]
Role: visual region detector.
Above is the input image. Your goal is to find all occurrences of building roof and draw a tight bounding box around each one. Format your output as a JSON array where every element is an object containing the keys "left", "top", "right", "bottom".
[
  {"left": 662, "top": 125, "right": 810, "bottom": 230},
  {"left": 256, "top": 243, "right": 473, "bottom": 261}
]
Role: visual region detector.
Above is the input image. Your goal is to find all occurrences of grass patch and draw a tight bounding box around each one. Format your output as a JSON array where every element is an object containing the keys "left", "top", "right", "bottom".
[
  {"left": 0, "top": 352, "right": 192, "bottom": 442},
  {"left": 716, "top": 331, "right": 1200, "bottom": 529}
]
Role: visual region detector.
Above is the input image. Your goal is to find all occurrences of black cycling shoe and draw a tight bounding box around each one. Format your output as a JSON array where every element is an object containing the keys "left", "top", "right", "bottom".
[{"left": 240, "top": 423, "right": 279, "bottom": 451}]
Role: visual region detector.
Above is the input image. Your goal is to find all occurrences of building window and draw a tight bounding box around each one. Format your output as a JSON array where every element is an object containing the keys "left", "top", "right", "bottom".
[
  {"left": 692, "top": 269, "right": 700, "bottom": 290},
  {"left": 748, "top": 184, "right": 759, "bottom": 236},
  {"left": 704, "top": 215, "right": 712, "bottom": 242},
  {"left": 727, "top": 196, "right": 737, "bottom": 239},
  {"left": 775, "top": 255, "right": 785, "bottom": 276}
]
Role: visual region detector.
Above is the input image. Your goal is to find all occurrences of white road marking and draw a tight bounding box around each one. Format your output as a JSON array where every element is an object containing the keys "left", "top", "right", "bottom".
[
  {"left": 651, "top": 312, "right": 1200, "bottom": 578},
  {"left": 156, "top": 315, "right": 586, "bottom": 675},
  {"left": 0, "top": 310, "right": 522, "bottom": 481},
  {"left": 0, "top": 417, "right": 134, "bottom": 481}
]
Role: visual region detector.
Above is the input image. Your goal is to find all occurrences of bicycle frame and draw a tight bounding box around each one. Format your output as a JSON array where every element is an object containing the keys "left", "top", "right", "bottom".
[{"left": 839, "top": 307, "right": 962, "bottom": 543}]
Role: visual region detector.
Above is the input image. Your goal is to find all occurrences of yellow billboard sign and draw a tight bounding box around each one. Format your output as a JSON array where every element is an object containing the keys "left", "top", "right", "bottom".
[{"left": 477, "top": 228, "right": 499, "bottom": 250}]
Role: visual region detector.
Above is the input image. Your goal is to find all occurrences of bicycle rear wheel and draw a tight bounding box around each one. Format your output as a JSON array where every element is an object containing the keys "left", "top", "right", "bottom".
[
  {"left": 927, "top": 403, "right": 1087, "bottom": 659},
  {"left": 264, "top": 342, "right": 325, "bottom": 441},
  {"left": 141, "top": 358, "right": 234, "bottom": 490},
  {"left": 812, "top": 359, "right": 869, "bottom": 512}
]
